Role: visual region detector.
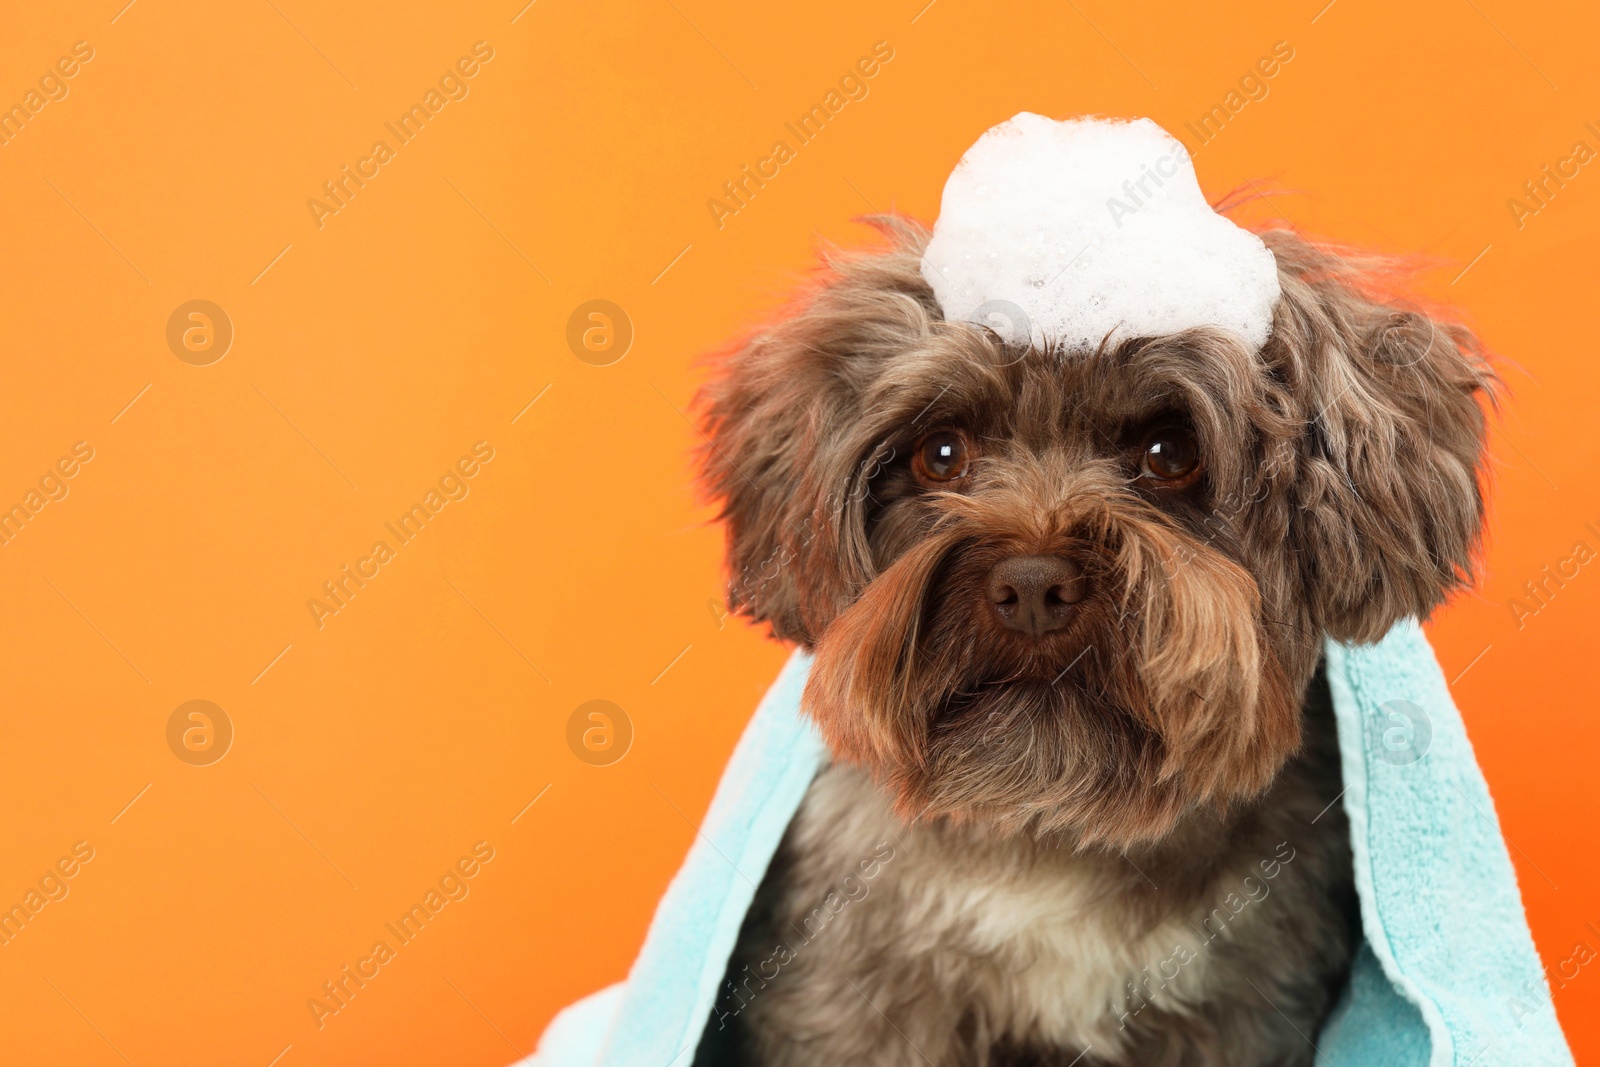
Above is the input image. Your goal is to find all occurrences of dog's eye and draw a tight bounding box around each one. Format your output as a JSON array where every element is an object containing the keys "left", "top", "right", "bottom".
[
  {"left": 913, "top": 430, "right": 972, "bottom": 485},
  {"left": 1139, "top": 426, "right": 1201, "bottom": 485}
]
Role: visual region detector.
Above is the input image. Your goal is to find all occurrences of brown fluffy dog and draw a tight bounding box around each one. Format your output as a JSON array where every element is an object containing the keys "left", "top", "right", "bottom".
[{"left": 690, "top": 218, "right": 1493, "bottom": 1066}]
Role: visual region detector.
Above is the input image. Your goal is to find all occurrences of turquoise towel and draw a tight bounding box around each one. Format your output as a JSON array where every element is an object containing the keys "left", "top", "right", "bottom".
[{"left": 526, "top": 621, "right": 1572, "bottom": 1066}]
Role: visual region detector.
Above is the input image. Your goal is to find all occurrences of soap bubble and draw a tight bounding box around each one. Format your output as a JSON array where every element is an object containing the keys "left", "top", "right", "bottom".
[{"left": 919, "top": 114, "right": 1279, "bottom": 355}]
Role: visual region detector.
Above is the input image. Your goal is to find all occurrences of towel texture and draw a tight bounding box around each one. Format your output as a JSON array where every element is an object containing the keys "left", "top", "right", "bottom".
[{"left": 526, "top": 623, "right": 1571, "bottom": 1066}]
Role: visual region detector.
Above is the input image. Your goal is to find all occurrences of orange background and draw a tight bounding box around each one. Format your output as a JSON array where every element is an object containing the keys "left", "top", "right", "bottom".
[{"left": 0, "top": 1, "right": 1597, "bottom": 1063}]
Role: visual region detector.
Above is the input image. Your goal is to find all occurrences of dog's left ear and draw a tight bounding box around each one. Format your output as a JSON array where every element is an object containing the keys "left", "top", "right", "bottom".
[{"left": 1264, "top": 232, "right": 1499, "bottom": 644}]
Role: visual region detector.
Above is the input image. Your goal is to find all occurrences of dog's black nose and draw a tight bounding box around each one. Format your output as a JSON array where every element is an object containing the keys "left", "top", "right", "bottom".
[{"left": 985, "top": 555, "right": 1085, "bottom": 636}]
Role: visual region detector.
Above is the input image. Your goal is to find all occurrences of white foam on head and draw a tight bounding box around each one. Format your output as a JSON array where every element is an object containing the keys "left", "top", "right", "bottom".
[{"left": 920, "top": 113, "right": 1280, "bottom": 353}]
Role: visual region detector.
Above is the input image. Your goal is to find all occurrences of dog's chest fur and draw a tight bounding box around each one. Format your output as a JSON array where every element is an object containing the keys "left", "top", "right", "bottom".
[
  {"left": 700, "top": 675, "right": 1357, "bottom": 1067},
  {"left": 751, "top": 766, "right": 1224, "bottom": 1053}
]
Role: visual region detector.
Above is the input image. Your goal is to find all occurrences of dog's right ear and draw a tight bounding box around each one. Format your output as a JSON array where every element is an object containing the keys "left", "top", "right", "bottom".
[{"left": 696, "top": 218, "right": 937, "bottom": 646}]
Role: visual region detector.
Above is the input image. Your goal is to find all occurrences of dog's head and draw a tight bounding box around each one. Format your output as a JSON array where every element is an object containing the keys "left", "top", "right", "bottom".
[{"left": 697, "top": 218, "right": 1493, "bottom": 847}]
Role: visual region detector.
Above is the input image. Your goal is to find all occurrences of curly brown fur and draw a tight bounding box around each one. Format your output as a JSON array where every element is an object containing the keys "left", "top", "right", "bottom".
[{"left": 692, "top": 218, "right": 1494, "bottom": 1065}]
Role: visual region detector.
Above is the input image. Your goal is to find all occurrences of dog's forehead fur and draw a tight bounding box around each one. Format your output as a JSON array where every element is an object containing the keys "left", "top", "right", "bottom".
[{"left": 860, "top": 333, "right": 1272, "bottom": 473}]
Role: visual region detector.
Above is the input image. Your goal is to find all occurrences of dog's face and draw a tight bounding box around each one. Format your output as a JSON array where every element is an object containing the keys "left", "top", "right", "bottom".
[{"left": 699, "top": 221, "right": 1492, "bottom": 847}]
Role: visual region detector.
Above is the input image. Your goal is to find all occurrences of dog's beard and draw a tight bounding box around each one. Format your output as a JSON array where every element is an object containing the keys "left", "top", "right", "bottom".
[{"left": 804, "top": 492, "right": 1300, "bottom": 849}]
